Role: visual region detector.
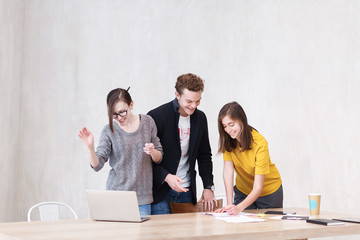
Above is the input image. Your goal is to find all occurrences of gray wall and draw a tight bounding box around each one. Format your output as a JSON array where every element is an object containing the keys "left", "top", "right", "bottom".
[
  {"left": 0, "top": 0, "right": 23, "bottom": 222},
  {"left": 1, "top": 1, "right": 360, "bottom": 234}
]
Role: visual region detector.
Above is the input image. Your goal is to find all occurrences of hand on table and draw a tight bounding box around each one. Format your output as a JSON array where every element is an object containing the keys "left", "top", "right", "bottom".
[
  {"left": 198, "top": 189, "right": 217, "bottom": 212},
  {"left": 214, "top": 204, "right": 242, "bottom": 215}
]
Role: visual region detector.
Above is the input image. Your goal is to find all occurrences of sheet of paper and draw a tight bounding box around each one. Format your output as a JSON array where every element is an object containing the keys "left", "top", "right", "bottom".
[
  {"left": 203, "top": 212, "right": 254, "bottom": 217},
  {"left": 268, "top": 215, "right": 283, "bottom": 220},
  {"left": 202, "top": 212, "right": 266, "bottom": 223}
]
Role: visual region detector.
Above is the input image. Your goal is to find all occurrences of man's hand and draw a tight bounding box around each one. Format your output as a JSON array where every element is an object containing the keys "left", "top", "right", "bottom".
[
  {"left": 164, "top": 174, "right": 189, "bottom": 192},
  {"left": 198, "top": 189, "right": 217, "bottom": 212}
]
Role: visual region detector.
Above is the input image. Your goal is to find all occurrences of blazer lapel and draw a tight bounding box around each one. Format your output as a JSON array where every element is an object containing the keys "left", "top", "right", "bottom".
[{"left": 188, "top": 112, "right": 198, "bottom": 158}]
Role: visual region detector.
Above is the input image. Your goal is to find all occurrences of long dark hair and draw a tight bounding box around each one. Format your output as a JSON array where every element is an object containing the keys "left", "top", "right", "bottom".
[
  {"left": 106, "top": 88, "right": 132, "bottom": 132},
  {"left": 217, "top": 101, "right": 254, "bottom": 153}
]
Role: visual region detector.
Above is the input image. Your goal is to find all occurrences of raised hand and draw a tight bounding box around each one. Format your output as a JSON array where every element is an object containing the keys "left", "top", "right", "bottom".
[{"left": 78, "top": 127, "right": 94, "bottom": 149}]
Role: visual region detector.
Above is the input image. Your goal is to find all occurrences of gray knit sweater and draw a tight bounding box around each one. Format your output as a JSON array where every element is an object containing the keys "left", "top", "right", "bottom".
[{"left": 94, "top": 114, "right": 163, "bottom": 205}]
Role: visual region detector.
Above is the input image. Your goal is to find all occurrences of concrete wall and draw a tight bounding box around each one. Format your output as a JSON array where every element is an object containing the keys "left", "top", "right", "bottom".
[
  {"left": 1, "top": 3, "right": 360, "bottom": 239},
  {"left": 0, "top": 0, "right": 23, "bottom": 222}
]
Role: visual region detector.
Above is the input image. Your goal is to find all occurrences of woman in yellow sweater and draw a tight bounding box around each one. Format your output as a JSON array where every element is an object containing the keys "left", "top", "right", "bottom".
[{"left": 216, "top": 101, "right": 283, "bottom": 215}]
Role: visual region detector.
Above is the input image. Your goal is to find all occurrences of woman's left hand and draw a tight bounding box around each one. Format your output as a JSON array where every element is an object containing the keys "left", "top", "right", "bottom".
[
  {"left": 224, "top": 204, "right": 242, "bottom": 215},
  {"left": 143, "top": 143, "right": 154, "bottom": 155},
  {"left": 214, "top": 207, "right": 226, "bottom": 213}
]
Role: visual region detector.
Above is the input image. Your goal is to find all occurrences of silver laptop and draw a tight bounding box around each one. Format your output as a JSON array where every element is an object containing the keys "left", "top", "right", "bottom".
[{"left": 86, "top": 190, "right": 150, "bottom": 222}]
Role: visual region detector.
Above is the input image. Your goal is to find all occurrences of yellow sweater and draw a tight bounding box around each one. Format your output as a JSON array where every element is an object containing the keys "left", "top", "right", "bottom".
[{"left": 223, "top": 129, "right": 282, "bottom": 196}]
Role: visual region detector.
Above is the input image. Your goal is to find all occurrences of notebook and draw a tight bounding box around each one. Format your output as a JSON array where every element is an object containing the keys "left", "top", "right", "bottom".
[
  {"left": 332, "top": 217, "right": 360, "bottom": 224},
  {"left": 282, "top": 215, "right": 309, "bottom": 220},
  {"left": 86, "top": 190, "right": 150, "bottom": 222},
  {"left": 306, "top": 218, "right": 344, "bottom": 226}
]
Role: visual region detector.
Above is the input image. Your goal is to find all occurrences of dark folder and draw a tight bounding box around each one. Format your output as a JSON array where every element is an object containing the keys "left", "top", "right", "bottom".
[
  {"left": 332, "top": 217, "right": 360, "bottom": 224},
  {"left": 306, "top": 219, "right": 344, "bottom": 226}
]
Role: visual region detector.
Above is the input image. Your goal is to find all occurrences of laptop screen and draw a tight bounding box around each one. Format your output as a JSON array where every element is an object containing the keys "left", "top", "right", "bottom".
[{"left": 86, "top": 190, "right": 149, "bottom": 222}]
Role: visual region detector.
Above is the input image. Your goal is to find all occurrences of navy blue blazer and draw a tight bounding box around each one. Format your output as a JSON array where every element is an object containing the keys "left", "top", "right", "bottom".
[{"left": 148, "top": 99, "right": 214, "bottom": 204}]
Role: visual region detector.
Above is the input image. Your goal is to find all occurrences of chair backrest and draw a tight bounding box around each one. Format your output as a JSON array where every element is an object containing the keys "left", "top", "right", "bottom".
[
  {"left": 27, "top": 202, "right": 78, "bottom": 222},
  {"left": 169, "top": 199, "right": 223, "bottom": 213}
]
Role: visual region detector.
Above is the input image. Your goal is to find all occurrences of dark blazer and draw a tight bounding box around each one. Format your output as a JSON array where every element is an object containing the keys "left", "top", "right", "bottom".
[{"left": 147, "top": 99, "right": 213, "bottom": 204}]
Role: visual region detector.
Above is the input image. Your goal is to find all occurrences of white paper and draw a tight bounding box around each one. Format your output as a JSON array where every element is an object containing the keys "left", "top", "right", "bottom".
[
  {"left": 268, "top": 215, "right": 283, "bottom": 220},
  {"left": 203, "top": 212, "right": 254, "bottom": 217},
  {"left": 202, "top": 212, "right": 266, "bottom": 223}
]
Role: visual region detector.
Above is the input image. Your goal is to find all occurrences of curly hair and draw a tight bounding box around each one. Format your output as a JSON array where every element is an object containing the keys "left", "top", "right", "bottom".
[{"left": 175, "top": 73, "right": 204, "bottom": 95}]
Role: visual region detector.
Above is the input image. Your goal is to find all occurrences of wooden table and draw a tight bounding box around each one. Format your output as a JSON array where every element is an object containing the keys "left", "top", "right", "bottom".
[{"left": 1, "top": 208, "right": 360, "bottom": 240}]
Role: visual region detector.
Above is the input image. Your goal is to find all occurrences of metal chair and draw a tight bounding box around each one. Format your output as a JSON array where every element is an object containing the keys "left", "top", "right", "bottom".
[
  {"left": 169, "top": 199, "right": 223, "bottom": 213},
  {"left": 27, "top": 201, "right": 78, "bottom": 222}
]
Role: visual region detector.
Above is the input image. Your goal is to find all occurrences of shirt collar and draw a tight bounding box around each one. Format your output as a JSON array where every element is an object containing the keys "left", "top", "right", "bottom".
[
  {"left": 172, "top": 98, "right": 180, "bottom": 113},
  {"left": 172, "top": 98, "right": 198, "bottom": 117}
]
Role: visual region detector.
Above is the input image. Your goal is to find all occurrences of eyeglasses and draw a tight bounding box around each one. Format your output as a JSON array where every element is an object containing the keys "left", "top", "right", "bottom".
[{"left": 113, "top": 110, "right": 128, "bottom": 118}]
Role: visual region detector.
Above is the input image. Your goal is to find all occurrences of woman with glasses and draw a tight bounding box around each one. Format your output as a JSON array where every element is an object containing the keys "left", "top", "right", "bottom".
[
  {"left": 215, "top": 101, "right": 283, "bottom": 215},
  {"left": 79, "top": 88, "right": 163, "bottom": 216}
]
